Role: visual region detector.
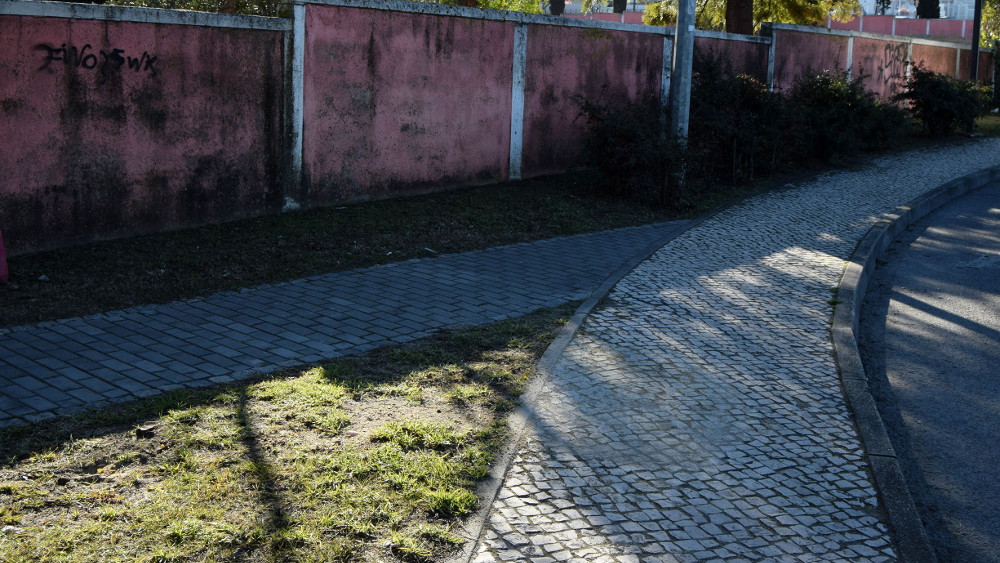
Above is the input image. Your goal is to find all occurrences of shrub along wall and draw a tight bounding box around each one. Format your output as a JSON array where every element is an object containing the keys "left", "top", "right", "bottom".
[
  {"left": 767, "top": 24, "right": 994, "bottom": 99},
  {"left": 0, "top": 0, "right": 993, "bottom": 255}
]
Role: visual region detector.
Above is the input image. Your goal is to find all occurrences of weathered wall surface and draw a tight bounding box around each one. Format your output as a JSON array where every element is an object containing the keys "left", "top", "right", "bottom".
[
  {"left": 0, "top": 12, "right": 286, "bottom": 255},
  {"left": 1, "top": 1, "right": 995, "bottom": 257},
  {"left": 828, "top": 16, "right": 973, "bottom": 40},
  {"left": 301, "top": 4, "right": 513, "bottom": 204},
  {"left": 769, "top": 24, "right": 992, "bottom": 97},
  {"left": 521, "top": 25, "right": 663, "bottom": 177},
  {"left": 695, "top": 36, "right": 770, "bottom": 82},
  {"left": 852, "top": 37, "right": 909, "bottom": 97},
  {"left": 958, "top": 49, "right": 994, "bottom": 80},
  {"left": 912, "top": 42, "right": 960, "bottom": 74},
  {"left": 894, "top": 17, "right": 931, "bottom": 36},
  {"left": 771, "top": 28, "right": 849, "bottom": 92}
]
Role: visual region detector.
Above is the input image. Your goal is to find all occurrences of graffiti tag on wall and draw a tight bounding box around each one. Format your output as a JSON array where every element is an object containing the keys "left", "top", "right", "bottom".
[
  {"left": 35, "top": 43, "right": 158, "bottom": 81},
  {"left": 876, "top": 43, "right": 908, "bottom": 87}
]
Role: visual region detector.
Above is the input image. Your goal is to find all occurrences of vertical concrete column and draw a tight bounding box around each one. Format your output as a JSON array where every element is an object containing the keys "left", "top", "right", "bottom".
[
  {"left": 509, "top": 23, "right": 527, "bottom": 181},
  {"left": 290, "top": 2, "right": 306, "bottom": 202},
  {"left": 669, "top": 0, "right": 695, "bottom": 139},
  {"left": 846, "top": 35, "right": 854, "bottom": 78},
  {"left": 906, "top": 42, "right": 914, "bottom": 81},
  {"left": 660, "top": 33, "right": 673, "bottom": 112},
  {"left": 766, "top": 25, "right": 776, "bottom": 91}
]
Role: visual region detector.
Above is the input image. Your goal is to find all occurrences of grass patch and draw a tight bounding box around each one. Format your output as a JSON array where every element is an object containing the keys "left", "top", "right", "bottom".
[
  {"left": 975, "top": 111, "right": 1000, "bottom": 137},
  {"left": 0, "top": 173, "right": 677, "bottom": 328},
  {"left": 0, "top": 304, "right": 573, "bottom": 562}
]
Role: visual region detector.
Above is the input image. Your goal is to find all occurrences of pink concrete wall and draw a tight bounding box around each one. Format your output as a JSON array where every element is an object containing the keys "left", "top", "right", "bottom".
[
  {"left": 957, "top": 49, "right": 995, "bottom": 82},
  {"left": 858, "top": 16, "right": 895, "bottom": 35},
  {"left": 772, "top": 29, "right": 849, "bottom": 92},
  {"left": 929, "top": 19, "right": 965, "bottom": 37},
  {"left": 911, "top": 43, "right": 959, "bottom": 75},
  {"left": 894, "top": 18, "right": 929, "bottom": 36},
  {"left": 905, "top": 43, "right": 992, "bottom": 83},
  {"left": 0, "top": 15, "right": 285, "bottom": 255},
  {"left": 827, "top": 16, "right": 972, "bottom": 39},
  {"left": 695, "top": 36, "right": 770, "bottom": 82},
  {"left": 520, "top": 25, "right": 664, "bottom": 177},
  {"left": 829, "top": 18, "right": 862, "bottom": 32},
  {"left": 301, "top": 5, "right": 513, "bottom": 204},
  {"left": 851, "top": 38, "right": 909, "bottom": 97},
  {"left": 829, "top": 16, "right": 894, "bottom": 35},
  {"left": 830, "top": 16, "right": 972, "bottom": 39}
]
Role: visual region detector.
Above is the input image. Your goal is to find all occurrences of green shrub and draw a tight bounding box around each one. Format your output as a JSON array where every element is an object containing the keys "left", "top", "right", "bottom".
[
  {"left": 576, "top": 93, "right": 687, "bottom": 206},
  {"left": 893, "top": 64, "right": 990, "bottom": 136},
  {"left": 642, "top": 1, "right": 678, "bottom": 26},
  {"left": 786, "top": 69, "right": 907, "bottom": 160},
  {"left": 578, "top": 57, "right": 913, "bottom": 205},
  {"left": 688, "top": 55, "right": 785, "bottom": 184}
]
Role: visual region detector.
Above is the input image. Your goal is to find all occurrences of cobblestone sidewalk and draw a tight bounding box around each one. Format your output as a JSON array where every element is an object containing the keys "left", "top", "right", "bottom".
[
  {"left": 0, "top": 221, "right": 688, "bottom": 427},
  {"left": 472, "top": 140, "right": 1000, "bottom": 562}
]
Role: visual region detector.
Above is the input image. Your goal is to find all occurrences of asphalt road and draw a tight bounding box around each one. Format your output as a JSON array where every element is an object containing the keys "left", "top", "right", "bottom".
[{"left": 860, "top": 182, "right": 1000, "bottom": 562}]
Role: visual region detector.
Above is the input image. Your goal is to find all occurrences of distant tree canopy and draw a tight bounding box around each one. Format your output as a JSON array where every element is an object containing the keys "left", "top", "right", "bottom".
[
  {"left": 643, "top": 0, "right": 860, "bottom": 34},
  {"left": 915, "top": 0, "right": 939, "bottom": 18},
  {"left": 984, "top": 0, "right": 1000, "bottom": 46}
]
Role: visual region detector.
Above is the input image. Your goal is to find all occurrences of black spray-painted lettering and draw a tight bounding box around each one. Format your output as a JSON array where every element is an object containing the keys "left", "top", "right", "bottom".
[
  {"left": 35, "top": 43, "right": 158, "bottom": 77},
  {"left": 877, "top": 43, "right": 908, "bottom": 86}
]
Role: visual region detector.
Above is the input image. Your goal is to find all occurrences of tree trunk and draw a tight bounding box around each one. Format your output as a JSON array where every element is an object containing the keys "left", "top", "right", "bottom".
[
  {"left": 550, "top": 0, "right": 566, "bottom": 15},
  {"left": 917, "top": 0, "right": 940, "bottom": 18},
  {"left": 725, "top": 0, "right": 754, "bottom": 34},
  {"left": 613, "top": 0, "right": 627, "bottom": 13}
]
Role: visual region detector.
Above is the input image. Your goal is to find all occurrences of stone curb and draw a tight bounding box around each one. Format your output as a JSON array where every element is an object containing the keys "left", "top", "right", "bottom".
[
  {"left": 447, "top": 207, "right": 723, "bottom": 563},
  {"left": 832, "top": 164, "right": 1000, "bottom": 563}
]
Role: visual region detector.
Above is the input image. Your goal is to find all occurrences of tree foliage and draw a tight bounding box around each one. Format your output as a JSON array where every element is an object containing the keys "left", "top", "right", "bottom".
[
  {"left": 982, "top": 0, "right": 1000, "bottom": 47},
  {"left": 915, "top": 0, "right": 939, "bottom": 18},
  {"left": 643, "top": 0, "right": 860, "bottom": 33},
  {"left": 104, "top": 0, "right": 284, "bottom": 16}
]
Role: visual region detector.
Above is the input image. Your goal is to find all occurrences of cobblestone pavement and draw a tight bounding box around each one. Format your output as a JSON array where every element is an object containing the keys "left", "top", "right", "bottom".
[
  {"left": 0, "top": 222, "right": 687, "bottom": 427},
  {"left": 473, "top": 140, "right": 1000, "bottom": 562}
]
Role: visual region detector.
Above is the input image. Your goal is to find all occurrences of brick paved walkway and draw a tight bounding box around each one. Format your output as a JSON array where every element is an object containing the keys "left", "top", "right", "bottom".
[
  {"left": 471, "top": 140, "right": 1000, "bottom": 562},
  {"left": 0, "top": 222, "right": 687, "bottom": 427}
]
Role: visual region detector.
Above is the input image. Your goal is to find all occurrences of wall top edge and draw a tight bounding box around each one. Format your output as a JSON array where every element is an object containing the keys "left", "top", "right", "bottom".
[
  {"left": 0, "top": 0, "right": 292, "bottom": 30},
  {"left": 765, "top": 22, "right": 988, "bottom": 51},
  {"left": 295, "top": 0, "right": 672, "bottom": 35},
  {"left": 694, "top": 29, "right": 770, "bottom": 44}
]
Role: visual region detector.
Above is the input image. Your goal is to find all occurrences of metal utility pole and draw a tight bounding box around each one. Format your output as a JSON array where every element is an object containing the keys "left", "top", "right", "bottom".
[
  {"left": 971, "top": 0, "right": 983, "bottom": 80},
  {"left": 669, "top": 0, "right": 696, "bottom": 139}
]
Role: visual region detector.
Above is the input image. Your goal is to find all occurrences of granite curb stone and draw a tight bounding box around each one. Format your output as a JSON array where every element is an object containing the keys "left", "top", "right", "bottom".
[{"left": 832, "top": 164, "right": 1000, "bottom": 563}]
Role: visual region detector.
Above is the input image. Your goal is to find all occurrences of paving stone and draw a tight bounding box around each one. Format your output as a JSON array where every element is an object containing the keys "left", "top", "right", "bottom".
[{"left": 473, "top": 143, "right": 1000, "bottom": 561}]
